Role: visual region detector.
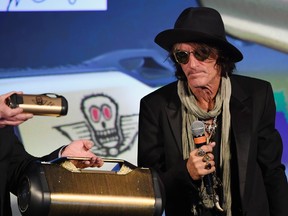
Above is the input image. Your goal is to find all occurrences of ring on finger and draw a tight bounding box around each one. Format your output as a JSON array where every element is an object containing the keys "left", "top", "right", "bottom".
[
  {"left": 202, "top": 154, "right": 210, "bottom": 162},
  {"left": 205, "top": 162, "right": 212, "bottom": 170},
  {"left": 197, "top": 148, "right": 206, "bottom": 157}
]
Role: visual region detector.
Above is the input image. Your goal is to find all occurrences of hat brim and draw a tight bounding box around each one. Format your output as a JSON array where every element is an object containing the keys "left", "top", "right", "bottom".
[{"left": 155, "top": 29, "right": 243, "bottom": 62}]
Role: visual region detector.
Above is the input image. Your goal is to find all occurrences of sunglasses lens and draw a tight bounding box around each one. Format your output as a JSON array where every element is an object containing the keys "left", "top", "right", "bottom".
[
  {"left": 174, "top": 51, "right": 189, "bottom": 64},
  {"left": 174, "top": 47, "right": 212, "bottom": 64},
  {"left": 194, "top": 47, "right": 211, "bottom": 61}
]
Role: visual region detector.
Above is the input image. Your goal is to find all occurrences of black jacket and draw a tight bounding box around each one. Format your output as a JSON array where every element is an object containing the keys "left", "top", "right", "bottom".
[
  {"left": 138, "top": 75, "right": 288, "bottom": 216},
  {"left": 0, "top": 126, "right": 59, "bottom": 216}
]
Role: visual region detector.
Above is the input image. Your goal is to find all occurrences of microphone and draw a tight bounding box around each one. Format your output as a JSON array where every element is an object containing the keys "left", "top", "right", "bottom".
[{"left": 191, "top": 120, "right": 214, "bottom": 195}]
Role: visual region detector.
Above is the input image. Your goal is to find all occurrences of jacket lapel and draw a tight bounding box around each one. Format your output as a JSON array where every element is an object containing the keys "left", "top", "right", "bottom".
[
  {"left": 230, "top": 77, "right": 253, "bottom": 210},
  {"left": 165, "top": 89, "right": 183, "bottom": 154}
]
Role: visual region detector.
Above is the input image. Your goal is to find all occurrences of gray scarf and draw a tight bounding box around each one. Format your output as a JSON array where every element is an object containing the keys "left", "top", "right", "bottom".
[{"left": 177, "top": 77, "right": 232, "bottom": 216}]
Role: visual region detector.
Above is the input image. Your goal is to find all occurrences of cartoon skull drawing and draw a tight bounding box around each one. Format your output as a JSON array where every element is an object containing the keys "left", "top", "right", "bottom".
[
  {"left": 81, "top": 94, "right": 122, "bottom": 151},
  {"left": 55, "top": 93, "right": 139, "bottom": 157}
]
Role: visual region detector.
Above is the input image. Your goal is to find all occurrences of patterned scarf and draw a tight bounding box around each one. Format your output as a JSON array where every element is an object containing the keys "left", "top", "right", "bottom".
[{"left": 177, "top": 77, "right": 232, "bottom": 216}]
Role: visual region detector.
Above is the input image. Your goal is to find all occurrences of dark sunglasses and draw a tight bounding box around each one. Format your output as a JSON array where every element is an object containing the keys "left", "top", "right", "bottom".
[{"left": 173, "top": 46, "right": 211, "bottom": 64}]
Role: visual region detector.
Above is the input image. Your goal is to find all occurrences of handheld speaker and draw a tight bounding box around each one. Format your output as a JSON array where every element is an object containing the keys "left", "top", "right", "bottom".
[
  {"left": 6, "top": 93, "right": 68, "bottom": 116},
  {"left": 17, "top": 158, "right": 164, "bottom": 216}
]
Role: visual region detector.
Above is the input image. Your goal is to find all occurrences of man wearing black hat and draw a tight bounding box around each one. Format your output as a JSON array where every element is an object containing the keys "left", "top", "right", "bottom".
[{"left": 137, "top": 7, "right": 288, "bottom": 216}]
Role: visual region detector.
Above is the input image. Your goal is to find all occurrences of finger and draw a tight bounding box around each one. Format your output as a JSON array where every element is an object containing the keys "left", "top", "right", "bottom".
[
  {"left": 0, "top": 119, "right": 24, "bottom": 126},
  {"left": 12, "top": 112, "right": 33, "bottom": 121},
  {"left": 82, "top": 140, "right": 94, "bottom": 150},
  {"left": 200, "top": 144, "right": 214, "bottom": 154},
  {"left": 2, "top": 91, "right": 17, "bottom": 99},
  {"left": 15, "top": 91, "right": 24, "bottom": 95},
  {"left": 79, "top": 157, "right": 103, "bottom": 168},
  {"left": 17, "top": 113, "right": 34, "bottom": 120},
  {"left": 208, "top": 141, "right": 216, "bottom": 147},
  {"left": 8, "top": 107, "right": 24, "bottom": 116},
  {"left": 195, "top": 145, "right": 212, "bottom": 157},
  {"left": 204, "top": 162, "right": 212, "bottom": 170},
  {"left": 202, "top": 154, "right": 211, "bottom": 162},
  {"left": 207, "top": 153, "right": 214, "bottom": 160},
  {"left": 204, "top": 160, "right": 215, "bottom": 170},
  {"left": 1, "top": 106, "right": 23, "bottom": 119},
  {"left": 196, "top": 148, "right": 206, "bottom": 156},
  {"left": 0, "top": 91, "right": 19, "bottom": 104},
  {"left": 94, "top": 157, "right": 104, "bottom": 167},
  {"left": 2, "top": 113, "right": 33, "bottom": 123},
  {"left": 83, "top": 157, "right": 104, "bottom": 168}
]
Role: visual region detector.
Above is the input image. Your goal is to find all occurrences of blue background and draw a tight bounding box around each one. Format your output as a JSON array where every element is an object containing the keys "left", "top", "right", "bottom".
[{"left": 0, "top": 0, "right": 287, "bottom": 169}]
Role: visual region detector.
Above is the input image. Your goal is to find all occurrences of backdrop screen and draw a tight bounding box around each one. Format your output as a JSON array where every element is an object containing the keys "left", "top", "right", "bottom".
[{"left": 0, "top": 0, "right": 287, "bottom": 171}]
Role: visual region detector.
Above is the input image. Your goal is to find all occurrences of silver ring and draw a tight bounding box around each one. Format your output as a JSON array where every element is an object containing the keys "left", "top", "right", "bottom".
[
  {"left": 202, "top": 154, "right": 210, "bottom": 162},
  {"left": 205, "top": 162, "right": 212, "bottom": 170},
  {"left": 197, "top": 148, "right": 206, "bottom": 157}
]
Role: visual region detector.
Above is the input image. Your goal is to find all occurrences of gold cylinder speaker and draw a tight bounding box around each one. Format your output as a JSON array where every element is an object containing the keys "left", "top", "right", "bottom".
[
  {"left": 6, "top": 93, "right": 68, "bottom": 116},
  {"left": 17, "top": 158, "right": 164, "bottom": 216}
]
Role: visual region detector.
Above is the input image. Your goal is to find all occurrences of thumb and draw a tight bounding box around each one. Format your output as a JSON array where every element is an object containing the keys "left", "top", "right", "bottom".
[
  {"left": 209, "top": 141, "right": 216, "bottom": 148},
  {"left": 83, "top": 140, "right": 94, "bottom": 150}
]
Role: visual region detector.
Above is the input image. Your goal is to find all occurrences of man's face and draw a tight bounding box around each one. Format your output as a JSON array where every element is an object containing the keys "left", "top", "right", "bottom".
[{"left": 174, "top": 43, "right": 221, "bottom": 90}]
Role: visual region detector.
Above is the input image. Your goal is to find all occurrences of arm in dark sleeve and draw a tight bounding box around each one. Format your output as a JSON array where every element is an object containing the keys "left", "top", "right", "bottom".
[
  {"left": 5, "top": 126, "right": 61, "bottom": 195},
  {"left": 257, "top": 83, "right": 288, "bottom": 216}
]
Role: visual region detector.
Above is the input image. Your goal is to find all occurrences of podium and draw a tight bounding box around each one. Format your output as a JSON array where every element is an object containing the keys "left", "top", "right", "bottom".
[{"left": 17, "top": 158, "right": 164, "bottom": 216}]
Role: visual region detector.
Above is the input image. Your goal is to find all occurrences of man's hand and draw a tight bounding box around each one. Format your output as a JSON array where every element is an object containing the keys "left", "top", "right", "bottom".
[
  {"left": 0, "top": 91, "right": 33, "bottom": 128},
  {"left": 186, "top": 142, "right": 216, "bottom": 180},
  {"left": 61, "top": 139, "right": 104, "bottom": 169}
]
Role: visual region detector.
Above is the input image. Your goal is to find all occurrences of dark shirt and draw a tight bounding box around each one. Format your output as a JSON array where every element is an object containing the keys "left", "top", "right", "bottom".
[{"left": 201, "top": 114, "right": 242, "bottom": 216}]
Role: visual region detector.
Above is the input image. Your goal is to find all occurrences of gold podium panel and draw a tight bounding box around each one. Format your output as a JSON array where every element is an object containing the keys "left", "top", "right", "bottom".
[{"left": 17, "top": 159, "right": 164, "bottom": 216}]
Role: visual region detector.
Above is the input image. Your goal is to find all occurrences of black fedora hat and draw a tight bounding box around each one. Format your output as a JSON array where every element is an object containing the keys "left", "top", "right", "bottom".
[{"left": 155, "top": 7, "right": 243, "bottom": 62}]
